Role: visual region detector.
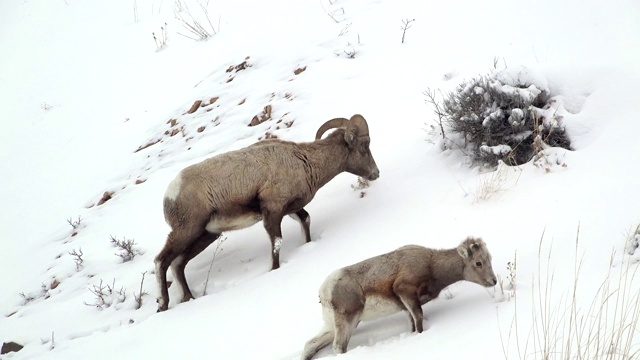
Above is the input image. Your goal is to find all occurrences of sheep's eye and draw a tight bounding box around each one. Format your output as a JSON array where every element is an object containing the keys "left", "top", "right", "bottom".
[{"left": 475, "top": 261, "right": 483, "bottom": 267}]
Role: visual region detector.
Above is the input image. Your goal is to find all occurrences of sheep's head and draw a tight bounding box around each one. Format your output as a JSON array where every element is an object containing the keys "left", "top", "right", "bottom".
[
  {"left": 457, "top": 237, "right": 497, "bottom": 287},
  {"left": 315, "top": 114, "right": 380, "bottom": 181}
]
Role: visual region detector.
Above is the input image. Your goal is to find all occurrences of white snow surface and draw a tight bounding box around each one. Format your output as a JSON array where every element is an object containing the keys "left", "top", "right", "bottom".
[{"left": 1, "top": 0, "right": 640, "bottom": 359}]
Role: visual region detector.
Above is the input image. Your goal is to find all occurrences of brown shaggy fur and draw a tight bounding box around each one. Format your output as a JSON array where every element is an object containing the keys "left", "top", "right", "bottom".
[
  {"left": 301, "top": 237, "right": 497, "bottom": 359},
  {"left": 155, "top": 115, "right": 379, "bottom": 311}
]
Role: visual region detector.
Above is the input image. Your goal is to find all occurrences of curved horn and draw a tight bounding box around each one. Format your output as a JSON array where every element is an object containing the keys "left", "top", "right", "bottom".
[
  {"left": 346, "top": 114, "right": 369, "bottom": 137},
  {"left": 315, "top": 117, "right": 349, "bottom": 140}
]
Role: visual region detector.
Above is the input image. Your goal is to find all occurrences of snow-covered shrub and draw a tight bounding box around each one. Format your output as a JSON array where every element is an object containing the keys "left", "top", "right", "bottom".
[
  {"left": 438, "top": 67, "right": 571, "bottom": 166},
  {"left": 626, "top": 224, "right": 640, "bottom": 256}
]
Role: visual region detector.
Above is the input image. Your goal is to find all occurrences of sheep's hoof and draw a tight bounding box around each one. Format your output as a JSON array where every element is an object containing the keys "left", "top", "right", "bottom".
[
  {"left": 180, "top": 294, "right": 195, "bottom": 303},
  {"left": 157, "top": 298, "right": 168, "bottom": 312}
]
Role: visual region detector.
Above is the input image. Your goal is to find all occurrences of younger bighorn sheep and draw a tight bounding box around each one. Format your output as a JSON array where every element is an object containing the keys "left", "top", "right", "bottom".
[
  {"left": 155, "top": 114, "right": 379, "bottom": 311},
  {"left": 301, "top": 237, "right": 497, "bottom": 359}
]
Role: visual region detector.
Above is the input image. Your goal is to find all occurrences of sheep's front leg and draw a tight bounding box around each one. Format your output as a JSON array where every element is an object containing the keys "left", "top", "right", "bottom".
[
  {"left": 262, "top": 209, "right": 285, "bottom": 270},
  {"left": 393, "top": 281, "right": 424, "bottom": 333}
]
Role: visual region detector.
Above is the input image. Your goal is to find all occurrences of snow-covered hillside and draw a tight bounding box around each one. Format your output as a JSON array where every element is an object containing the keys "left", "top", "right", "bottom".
[{"left": 1, "top": 0, "right": 639, "bottom": 359}]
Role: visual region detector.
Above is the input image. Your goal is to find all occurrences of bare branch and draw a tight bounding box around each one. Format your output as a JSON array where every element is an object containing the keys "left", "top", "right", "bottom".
[
  {"left": 400, "top": 18, "right": 415, "bottom": 44},
  {"left": 423, "top": 88, "right": 447, "bottom": 139},
  {"left": 134, "top": 271, "right": 148, "bottom": 309}
]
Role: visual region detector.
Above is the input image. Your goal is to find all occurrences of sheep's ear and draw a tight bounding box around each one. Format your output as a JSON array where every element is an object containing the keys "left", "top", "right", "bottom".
[
  {"left": 344, "top": 131, "right": 357, "bottom": 148},
  {"left": 456, "top": 244, "right": 471, "bottom": 259}
]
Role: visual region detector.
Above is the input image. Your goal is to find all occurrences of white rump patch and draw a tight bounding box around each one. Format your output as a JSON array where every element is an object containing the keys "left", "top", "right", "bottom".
[
  {"left": 319, "top": 270, "right": 343, "bottom": 301},
  {"left": 164, "top": 173, "right": 183, "bottom": 201},
  {"left": 321, "top": 303, "right": 336, "bottom": 329}
]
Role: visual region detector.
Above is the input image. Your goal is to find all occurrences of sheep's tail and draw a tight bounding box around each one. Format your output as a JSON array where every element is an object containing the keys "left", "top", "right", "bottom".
[{"left": 300, "top": 327, "right": 334, "bottom": 360}]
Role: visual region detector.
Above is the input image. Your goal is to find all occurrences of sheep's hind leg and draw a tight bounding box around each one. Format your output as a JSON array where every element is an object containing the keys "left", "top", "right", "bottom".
[
  {"left": 301, "top": 327, "right": 334, "bottom": 360},
  {"left": 289, "top": 209, "right": 311, "bottom": 243},
  {"left": 171, "top": 231, "right": 221, "bottom": 303},
  {"left": 332, "top": 313, "right": 360, "bottom": 354},
  {"left": 155, "top": 234, "right": 184, "bottom": 312}
]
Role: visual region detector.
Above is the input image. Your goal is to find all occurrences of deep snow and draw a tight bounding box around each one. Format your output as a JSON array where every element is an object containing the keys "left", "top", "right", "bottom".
[{"left": 1, "top": 0, "right": 639, "bottom": 359}]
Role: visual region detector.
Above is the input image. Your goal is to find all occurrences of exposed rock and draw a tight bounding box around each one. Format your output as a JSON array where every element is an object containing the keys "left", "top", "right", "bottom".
[
  {"left": 97, "top": 191, "right": 113, "bottom": 206},
  {"left": 249, "top": 105, "right": 272, "bottom": 126},
  {"left": 226, "top": 59, "right": 249, "bottom": 73},
  {"left": 50, "top": 279, "right": 60, "bottom": 290},
  {"left": 1, "top": 341, "right": 24, "bottom": 355},
  {"left": 166, "top": 128, "right": 181, "bottom": 137},
  {"left": 187, "top": 100, "right": 202, "bottom": 114}
]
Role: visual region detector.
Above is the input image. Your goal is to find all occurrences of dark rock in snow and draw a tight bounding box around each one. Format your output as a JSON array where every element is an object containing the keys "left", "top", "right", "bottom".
[{"left": 1, "top": 341, "right": 24, "bottom": 354}]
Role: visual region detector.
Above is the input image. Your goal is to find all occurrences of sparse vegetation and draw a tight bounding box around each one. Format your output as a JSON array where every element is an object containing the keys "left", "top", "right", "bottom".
[
  {"left": 19, "top": 283, "right": 51, "bottom": 305},
  {"left": 338, "top": 22, "right": 351, "bottom": 36},
  {"left": 351, "top": 177, "right": 370, "bottom": 198},
  {"left": 499, "top": 227, "right": 640, "bottom": 360},
  {"left": 337, "top": 47, "right": 357, "bottom": 59},
  {"left": 400, "top": 18, "right": 415, "bottom": 44},
  {"left": 110, "top": 235, "right": 143, "bottom": 262},
  {"left": 495, "top": 252, "right": 516, "bottom": 302},
  {"left": 153, "top": 22, "right": 168, "bottom": 51},
  {"left": 40, "top": 332, "right": 55, "bottom": 350},
  {"left": 67, "top": 215, "right": 83, "bottom": 229},
  {"left": 84, "top": 279, "right": 127, "bottom": 310},
  {"left": 133, "top": 0, "right": 139, "bottom": 23},
  {"left": 320, "top": 1, "right": 344, "bottom": 23},
  {"left": 474, "top": 162, "right": 520, "bottom": 202},
  {"left": 68, "top": 248, "right": 84, "bottom": 271},
  {"left": 625, "top": 223, "right": 640, "bottom": 256},
  {"left": 423, "top": 87, "right": 447, "bottom": 140},
  {"left": 174, "top": 0, "right": 219, "bottom": 41},
  {"left": 203, "top": 236, "right": 227, "bottom": 296},
  {"left": 134, "top": 272, "right": 148, "bottom": 309}
]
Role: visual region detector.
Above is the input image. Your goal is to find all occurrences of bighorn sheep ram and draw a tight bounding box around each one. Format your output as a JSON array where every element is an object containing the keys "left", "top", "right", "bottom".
[
  {"left": 155, "top": 114, "right": 379, "bottom": 312},
  {"left": 301, "top": 237, "right": 497, "bottom": 359}
]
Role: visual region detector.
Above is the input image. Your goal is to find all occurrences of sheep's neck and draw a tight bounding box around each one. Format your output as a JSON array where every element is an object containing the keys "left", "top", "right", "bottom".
[
  {"left": 428, "top": 249, "right": 465, "bottom": 295},
  {"left": 305, "top": 141, "right": 349, "bottom": 189}
]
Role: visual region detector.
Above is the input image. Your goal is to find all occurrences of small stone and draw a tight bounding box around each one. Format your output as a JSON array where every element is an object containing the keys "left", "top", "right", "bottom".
[{"left": 1, "top": 342, "right": 24, "bottom": 355}]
